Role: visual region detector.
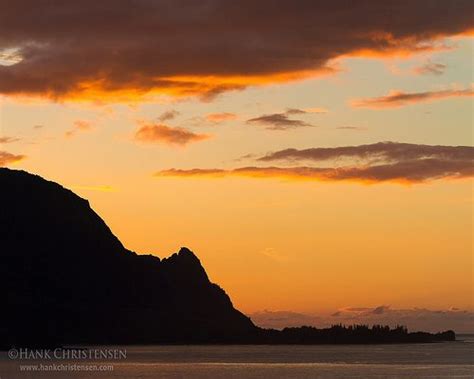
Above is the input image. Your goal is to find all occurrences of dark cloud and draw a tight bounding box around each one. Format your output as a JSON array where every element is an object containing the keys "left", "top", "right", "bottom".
[
  {"left": 157, "top": 110, "right": 180, "bottom": 122},
  {"left": 156, "top": 142, "right": 474, "bottom": 184},
  {"left": 258, "top": 142, "right": 474, "bottom": 163},
  {"left": 0, "top": 1, "right": 472, "bottom": 101},
  {"left": 352, "top": 88, "right": 473, "bottom": 108},
  {"left": 285, "top": 108, "right": 307, "bottom": 115},
  {"left": 0, "top": 151, "right": 25, "bottom": 166},
  {"left": 155, "top": 158, "right": 474, "bottom": 184},
  {"left": 413, "top": 61, "right": 447, "bottom": 76},
  {"left": 248, "top": 108, "right": 327, "bottom": 130},
  {"left": 247, "top": 112, "right": 313, "bottom": 130},
  {"left": 135, "top": 123, "right": 210, "bottom": 146},
  {"left": 286, "top": 107, "right": 328, "bottom": 114}
]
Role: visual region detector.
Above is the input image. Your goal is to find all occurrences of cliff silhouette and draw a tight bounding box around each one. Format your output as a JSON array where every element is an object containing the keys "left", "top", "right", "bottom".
[{"left": 0, "top": 168, "right": 455, "bottom": 347}]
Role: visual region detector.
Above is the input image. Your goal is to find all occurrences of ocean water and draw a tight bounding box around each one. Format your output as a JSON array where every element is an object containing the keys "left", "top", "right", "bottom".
[{"left": 1, "top": 335, "right": 472, "bottom": 379}]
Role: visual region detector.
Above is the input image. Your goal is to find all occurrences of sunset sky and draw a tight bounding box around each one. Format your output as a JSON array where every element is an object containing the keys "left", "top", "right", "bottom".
[{"left": 0, "top": 1, "right": 472, "bottom": 329}]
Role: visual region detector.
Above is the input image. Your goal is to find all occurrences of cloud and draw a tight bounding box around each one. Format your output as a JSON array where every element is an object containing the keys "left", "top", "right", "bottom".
[
  {"left": 0, "top": 48, "right": 22, "bottom": 66},
  {"left": 158, "top": 110, "right": 180, "bottom": 122},
  {"left": 155, "top": 142, "right": 474, "bottom": 184},
  {"left": 156, "top": 159, "right": 474, "bottom": 184},
  {"left": 352, "top": 87, "right": 474, "bottom": 108},
  {"left": 249, "top": 307, "right": 474, "bottom": 333},
  {"left": 65, "top": 120, "right": 93, "bottom": 138},
  {"left": 206, "top": 112, "right": 238, "bottom": 123},
  {"left": 247, "top": 108, "right": 326, "bottom": 130},
  {"left": 258, "top": 142, "right": 473, "bottom": 163},
  {"left": 285, "top": 108, "right": 307, "bottom": 115},
  {"left": 286, "top": 107, "right": 328, "bottom": 115},
  {"left": 135, "top": 123, "right": 210, "bottom": 146},
  {"left": 0, "top": 1, "right": 472, "bottom": 102},
  {"left": 0, "top": 136, "right": 20, "bottom": 143},
  {"left": 234, "top": 153, "right": 259, "bottom": 162},
  {"left": 413, "top": 61, "right": 446, "bottom": 75},
  {"left": 0, "top": 151, "right": 25, "bottom": 166},
  {"left": 247, "top": 111, "right": 313, "bottom": 130}
]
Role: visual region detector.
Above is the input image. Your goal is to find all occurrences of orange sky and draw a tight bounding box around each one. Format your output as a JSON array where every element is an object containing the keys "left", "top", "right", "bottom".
[{"left": 0, "top": 2, "right": 472, "bottom": 320}]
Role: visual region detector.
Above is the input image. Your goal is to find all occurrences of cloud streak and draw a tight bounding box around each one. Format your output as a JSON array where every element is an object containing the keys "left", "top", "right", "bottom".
[
  {"left": 352, "top": 88, "right": 474, "bottom": 108},
  {"left": 156, "top": 160, "right": 473, "bottom": 184},
  {"left": 135, "top": 123, "right": 210, "bottom": 146},
  {"left": 156, "top": 142, "right": 474, "bottom": 184},
  {"left": 413, "top": 61, "right": 446, "bottom": 76},
  {"left": 0, "top": 151, "right": 25, "bottom": 166},
  {"left": 206, "top": 112, "right": 238, "bottom": 123},
  {"left": 258, "top": 142, "right": 474, "bottom": 163},
  {"left": 247, "top": 109, "right": 314, "bottom": 130},
  {"left": 157, "top": 110, "right": 180, "bottom": 122},
  {"left": 65, "top": 120, "right": 93, "bottom": 138},
  {"left": 0, "top": 1, "right": 472, "bottom": 102},
  {"left": 0, "top": 136, "right": 20, "bottom": 143}
]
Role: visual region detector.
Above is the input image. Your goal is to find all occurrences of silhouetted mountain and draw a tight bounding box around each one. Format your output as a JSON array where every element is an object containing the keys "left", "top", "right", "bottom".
[
  {"left": 0, "top": 168, "right": 256, "bottom": 347},
  {"left": 0, "top": 169, "right": 455, "bottom": 347}
]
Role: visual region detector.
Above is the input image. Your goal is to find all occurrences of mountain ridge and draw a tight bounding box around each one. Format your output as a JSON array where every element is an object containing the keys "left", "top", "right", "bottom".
[
  {"left": 0, "top": 168, "right": 455, "bottom": 347},
  {"left": 0, "top": 168, "right": 256, "bottom": 347}
]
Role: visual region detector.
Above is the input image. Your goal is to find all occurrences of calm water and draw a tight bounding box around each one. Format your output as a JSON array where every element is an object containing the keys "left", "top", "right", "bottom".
[{"left": 1, "top": 335, "right": 472, "bottom": 379}]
